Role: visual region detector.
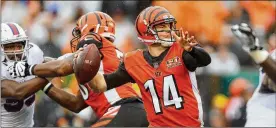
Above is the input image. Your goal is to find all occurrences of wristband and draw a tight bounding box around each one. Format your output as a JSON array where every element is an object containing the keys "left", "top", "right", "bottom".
[
  {"left": 43, "top": 82, "right": 53, "bottom": 94},
  {"left": 249, "top": 50, "right": 269, "bottom": 64},
  {"left": 29, "top": 64, "right": 36, "bottom": 75}
]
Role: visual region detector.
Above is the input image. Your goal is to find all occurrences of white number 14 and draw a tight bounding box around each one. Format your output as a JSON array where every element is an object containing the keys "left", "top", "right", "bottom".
[{"left": 144, "top": 75, "right": 184, "bottom": 114}]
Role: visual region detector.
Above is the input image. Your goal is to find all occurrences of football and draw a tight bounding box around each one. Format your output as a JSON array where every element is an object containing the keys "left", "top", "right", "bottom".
[{"left": 74, "top": 44, "right": 101, "bottom": 84}]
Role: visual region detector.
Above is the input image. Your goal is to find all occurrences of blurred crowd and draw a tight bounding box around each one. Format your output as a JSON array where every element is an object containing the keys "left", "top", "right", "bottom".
[{"left": 1, "top": 1, "right": 275, "bottom": 127}]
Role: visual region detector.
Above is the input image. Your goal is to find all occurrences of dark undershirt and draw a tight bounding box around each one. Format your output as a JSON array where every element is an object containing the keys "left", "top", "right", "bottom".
[{"left": 104, "top": 46, "right": 211, "bottom": 90}]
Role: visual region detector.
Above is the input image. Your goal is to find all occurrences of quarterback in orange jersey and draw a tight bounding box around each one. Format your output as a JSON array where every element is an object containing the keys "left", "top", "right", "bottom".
[
  {"left": 3, "top": 11, "right": 148, "bottom": 127},
  {"left": 87, "top": 6, "right": 211, "bottom": 127}
]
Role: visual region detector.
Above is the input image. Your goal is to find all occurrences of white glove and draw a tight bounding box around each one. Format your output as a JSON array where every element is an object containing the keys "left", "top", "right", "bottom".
[
  {"left": 7, "top": 61, "right": 34, "bottom": 78},
  {"left": 231, "top": 23, "right": 269, "bottom": 64}
]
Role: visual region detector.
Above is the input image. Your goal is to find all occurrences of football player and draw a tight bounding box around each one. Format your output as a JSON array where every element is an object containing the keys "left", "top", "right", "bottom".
[
  {"left": 0, "top": 22, "right": 45, "bottom": 127},
  {"left": 4, "top": 12, "right": 148, "bottom": 127},
  {"left": 231, "top": 23, "right": 276, "bottom": 127},
  {"left": 81, "top": 6, "right": 211, "bottom": 126}
]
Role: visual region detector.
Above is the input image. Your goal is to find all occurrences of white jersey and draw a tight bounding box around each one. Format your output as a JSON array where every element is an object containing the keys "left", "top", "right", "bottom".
[
  {"left": 1, "top": 43, "right": 44, "bottom": 127},
  {"left": 245, "top": 49, "right": 276, "bottom": 127}
]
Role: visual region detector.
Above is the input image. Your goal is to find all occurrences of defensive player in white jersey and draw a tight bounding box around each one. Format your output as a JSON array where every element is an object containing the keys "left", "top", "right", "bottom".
[
  {"left": 232, "top": 23, "right": 276, "bottom": 127},
  {"left": 0, "top": 22, "right": 45, "bottom": 127}
]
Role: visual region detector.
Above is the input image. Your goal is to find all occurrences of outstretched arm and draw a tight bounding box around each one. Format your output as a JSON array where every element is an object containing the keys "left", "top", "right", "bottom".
[
  {"left": 231, "top": 23, "right": 276, "bottom": 83},
  {"left": 182, "top": 46, "right": 211, "bottom": 71},
  {"left": 33, "top": 58, "right": 74, "bottom": 77},
  {"left": 87, "top": 62, "right": 135, "bottom": 91},
  {"left": 1, "top": 77, "right": 88, "bottom": 113},
  {"left": 1, "top": 56, "right": 72, "bottom": 99},
  {"left": 7, "top": 52, "right": 79, "bottom": 78},
  {"left": 45, "top": 83, "right": 88, "bottom": 113},
  {"left": 260, "top": 56, "right": 276, "bottom": 84},
  {"left": 1, "top": 77, "right": 48, "bottom": 100},
  {"left": 32, "top": 54, "right": 75, "bottom": 77}
]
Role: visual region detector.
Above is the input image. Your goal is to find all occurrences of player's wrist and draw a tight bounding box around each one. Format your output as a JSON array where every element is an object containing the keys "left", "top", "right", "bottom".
[
  {"left": 43, "top": 82, "right": 53, "bottom": 94},
  {"left": 249, "top": 50, "right": 269, "bottom": 64},
  {"left": 28, "top": 64, "right": 36, "bottom": 76},
  {"left": 187, "top": 47, "right": 195, "bottom": 53}
]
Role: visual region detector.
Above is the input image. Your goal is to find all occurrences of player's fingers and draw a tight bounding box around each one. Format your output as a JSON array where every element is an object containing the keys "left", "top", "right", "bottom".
[
  {"left": 190, "top": 42, "right": 198, "bottom": 47},
  {"left": 13, "top": 62, "right": 17, "bottom": 76},
  {"left": 83, "top": 44, "right": 88, "bottom": 48},
  {"left": 78, "top": 47, "right": 84, "bottom": 51},
  {"left": 190, "top": 36, "right": 198, "bottom": 43},
  {"left": 73, "top": 58, "right": 76, "bottom": 70},
  {"left": 18, "top": 64, "right": 23, "bottom": 76},
  {"left": 180, "top": 28, "right": 185, "bottom": 39},
  {"left": 171, "top": 31, "right": 180, "bottom": 41},
  {"left": 74, "top": 53, "right": 79, "bottom": 58},
  {"left": 74, "top": 48, "right": 84, "bottom": 58},
  {"left": 15, "top": 66, "right": 20, "bottom": 77},
  {"left": 184, "top": 31, "right": 189, "bottom": 41}
]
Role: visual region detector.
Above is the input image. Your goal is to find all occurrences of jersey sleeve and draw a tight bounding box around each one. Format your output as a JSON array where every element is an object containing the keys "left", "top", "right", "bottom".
[
  {"left": 182, "top": 46, "right": 211, "bottom": 71},
  {"left": 27, "top": 43, "right": 44, "bottom": 65},
  {"left": 104, "top": 62, "right": 135, "bottom": 90},
  {"left": 1, "top": 63, "right": 8, "bottom": 81}
]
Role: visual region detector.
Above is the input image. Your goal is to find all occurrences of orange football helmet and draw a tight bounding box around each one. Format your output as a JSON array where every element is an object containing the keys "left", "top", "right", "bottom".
[
  {"left": 135, "top": 6, "right": 179, "bottom": 47},
  {"left": 71, "top": 11, "right": 115, "bottom": 52}
]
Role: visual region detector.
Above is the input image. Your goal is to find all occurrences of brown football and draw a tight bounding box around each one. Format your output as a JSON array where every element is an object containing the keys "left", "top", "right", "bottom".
[{"left": 74, "top": 44, "right": 101, "bottom": 84}]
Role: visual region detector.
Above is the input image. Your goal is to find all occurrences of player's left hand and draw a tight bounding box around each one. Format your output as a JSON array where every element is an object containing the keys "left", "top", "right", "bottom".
[
  {"left": 7, "top": 61, "right": 31, "bottom": 78},
  {"left": 231, "top": 23, "right": 262, "bottom": 52},
  {"left": 231, "top": 23, "right": 269, "bottom": 64},
  {"left": 172, "top": 28, "right": 198, "bottom": 52}
]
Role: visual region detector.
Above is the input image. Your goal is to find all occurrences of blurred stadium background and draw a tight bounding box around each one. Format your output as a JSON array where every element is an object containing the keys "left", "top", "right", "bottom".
[{"left": 1, "top": 1, "right": 275, "bottom": 127}]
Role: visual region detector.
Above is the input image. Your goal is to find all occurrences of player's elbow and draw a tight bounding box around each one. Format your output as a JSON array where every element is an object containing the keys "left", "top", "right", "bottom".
[
  {"left": 88, "top": 74, "right": 107, "bottom": 93},
  {"left": 203, "top": 55, "right": 211, "bottom": 66},
  {"left": 198, "top": 54, "right": 212, "bottom": 67},
  {"left": 13, "top": 91, "right": 26, "bottom": 100},
  {"left": 11, "top": 88, "right": 27, "bottom": 100},
  {"left": 1, "top": 80, "right": 25, "bottom": 100},
  {"left": 70, "top": 99, "right": 85, "bottom": 113},
  {"left": 93, "top": 83, "right": 107, "bottom": 93},
  {"left": 72, "top": 105, "right": 83, "bottom": 113}
]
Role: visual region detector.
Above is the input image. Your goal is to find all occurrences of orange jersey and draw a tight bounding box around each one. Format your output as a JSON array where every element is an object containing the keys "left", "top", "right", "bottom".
[
  {"left": 98, "top": 38, "right": 123, "bottom": 74},
  {"left": 124, "top": 43, "right": 203, "bottom": 126},
  {"left": 80, "top": 36, "right": 140, "bottom": 118}
]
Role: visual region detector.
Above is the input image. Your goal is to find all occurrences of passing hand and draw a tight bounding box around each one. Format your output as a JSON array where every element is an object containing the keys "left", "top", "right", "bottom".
[{"left": 171, "top": 28, "right": 198, "bottom": 51}]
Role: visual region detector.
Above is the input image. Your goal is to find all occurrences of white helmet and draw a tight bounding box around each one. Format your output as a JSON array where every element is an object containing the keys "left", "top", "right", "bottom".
[{"left": 1, "top": 22, "right": 29, "bottom": 62}]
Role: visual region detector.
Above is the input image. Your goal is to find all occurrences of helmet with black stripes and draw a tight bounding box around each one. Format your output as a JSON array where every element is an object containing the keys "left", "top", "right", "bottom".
[
  {"left": 71, "top": 11, "right": 115, "bottom": 52},
  {"left": 135, "top": 6, "right": 179, "bottom": 47},
  {"left": 1, "top": 22, "right": 29, "bottom": 62}
]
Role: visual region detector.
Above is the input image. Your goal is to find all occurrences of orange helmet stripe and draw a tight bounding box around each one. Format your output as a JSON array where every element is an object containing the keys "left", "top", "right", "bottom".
[
  {"left": 148, "top": 7, "right": 162, "bottom": 24},
  {"left": 152, "top": 10, "right": 169, "bottom": 23},
  {"left": 143, "top": 7, "right": 152, "bottom": 21}
]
